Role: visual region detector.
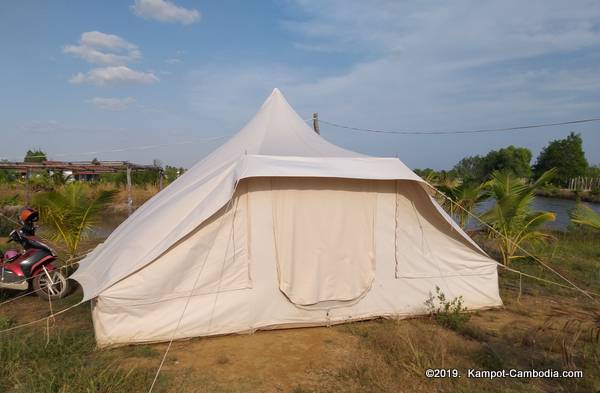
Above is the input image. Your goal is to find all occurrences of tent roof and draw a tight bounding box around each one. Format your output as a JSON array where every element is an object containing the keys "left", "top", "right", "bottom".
[
  {"left": 212, "top": 88, "right": 363, "bottom": 158},
  {"left": 71, "top": 89, "right": 463, "bottom": 301}
]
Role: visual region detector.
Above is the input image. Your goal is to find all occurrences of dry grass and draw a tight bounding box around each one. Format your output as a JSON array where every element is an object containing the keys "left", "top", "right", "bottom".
[{"left": 1, "top": 282, "right": 597, "bottom": 392}]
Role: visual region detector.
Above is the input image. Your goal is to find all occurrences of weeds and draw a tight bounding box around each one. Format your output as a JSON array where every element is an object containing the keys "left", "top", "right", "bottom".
[
  {"left": 0, "top": 325, "right": 159, "bottom": 392},
  {"left": 0, "top": 314, "right": 14, "bottom": 329},
  {"left": 425, "top": 286, "right": 471, "bottom": 330}
]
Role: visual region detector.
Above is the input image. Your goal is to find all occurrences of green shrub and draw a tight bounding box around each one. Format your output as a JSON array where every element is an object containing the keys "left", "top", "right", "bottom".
[{"left": 424, "top": 286, "right": 470, "bottom": 330}]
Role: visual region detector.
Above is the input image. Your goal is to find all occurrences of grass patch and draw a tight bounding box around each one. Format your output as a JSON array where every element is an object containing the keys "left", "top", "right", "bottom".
[
  {"left": 0, "top": 325, "right": 161, "bottom": 393},
  {"left": 0, "top": 314, "right": 15, "bottom": 330},
  {"left": 123, "top": 344, "right": 159, "bottom": 358}
]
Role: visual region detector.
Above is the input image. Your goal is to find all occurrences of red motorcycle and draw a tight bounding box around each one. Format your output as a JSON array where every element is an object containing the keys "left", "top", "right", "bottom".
[{"left": 0, "top": 208, "right": 70, "bottom": 300}]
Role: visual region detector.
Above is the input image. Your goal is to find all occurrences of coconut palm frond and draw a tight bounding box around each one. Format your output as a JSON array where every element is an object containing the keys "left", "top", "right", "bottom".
[
  {"left": 482, "top": 169, "right": 556, "bottom": 265},
  {"left": 438, "top": 181, "right": 489, "bottom": 228},
  {"left": 570, "top": 203, "right": 600, "bottom": 231},
  {"left": 531, "top": 167, "right": 557, "bottom": 189},
  {"left": 33, "top": 183, "right": 117, "bottom": 257},
  {"left": 523, "top": 211, "right": 557, "bottom": 231}
]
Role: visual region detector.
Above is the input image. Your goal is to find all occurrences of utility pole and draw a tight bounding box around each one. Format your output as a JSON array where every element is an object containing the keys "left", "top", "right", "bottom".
[
  {"left": 126, "top": 165, "right": 133, "bottom": 216},
  {"left": 25, "top": 168, "right": 32, "bottom": 206},
  {"left": 312, "top": 112, "right": 320, "bottom": 134}
]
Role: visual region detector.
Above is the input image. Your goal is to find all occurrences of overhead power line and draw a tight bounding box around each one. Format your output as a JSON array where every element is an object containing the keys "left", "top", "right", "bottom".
[{"left": 319, "top": 117, "right": 600, "bottom": 135}]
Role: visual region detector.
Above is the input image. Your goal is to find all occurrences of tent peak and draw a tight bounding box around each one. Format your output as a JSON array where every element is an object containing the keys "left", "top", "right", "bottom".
[
  {"left": 261, "top": 87, "right": 288, "bottom": 109},
  {"left": 269, "top": 88, "right": 287, "bottom": 102}
]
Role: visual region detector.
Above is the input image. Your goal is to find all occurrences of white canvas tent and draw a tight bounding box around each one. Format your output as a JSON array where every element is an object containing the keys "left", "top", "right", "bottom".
[{"left": 72, "top": 88, "right": 502, "bottom": 347}]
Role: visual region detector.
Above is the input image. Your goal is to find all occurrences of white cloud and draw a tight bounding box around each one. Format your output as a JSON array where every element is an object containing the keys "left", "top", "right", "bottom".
[
  {"left": 184, "top": 1, "right": 600, "bottom": 169},
  {"left": 63, "top": 31, "right": 140, "bottom": 66},
  {"left": 63, "top": 45, "right": 140, "bottom": 66},
  {"left": 86, "top": 97, "right": 136, "bottom": 111},
  {"left": 131, "top": 0, "right": 200, "bottom": 25},
  {"left": 70, "top": 66, "right": 158, "bottom": 87},
  {"left": 284, "top": 1, "right": 600, "bottom": 65},
  {"left": 80, "top": 31, "right": 137, "bottom": 50}
]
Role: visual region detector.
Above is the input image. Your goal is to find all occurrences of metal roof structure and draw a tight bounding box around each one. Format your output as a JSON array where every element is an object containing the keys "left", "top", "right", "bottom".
[
  {"left": 0, "top": 160, "right": 158, "bottom": 173},
  {"left": 0, "top": 160, "right": 163, "bottom": 214}
]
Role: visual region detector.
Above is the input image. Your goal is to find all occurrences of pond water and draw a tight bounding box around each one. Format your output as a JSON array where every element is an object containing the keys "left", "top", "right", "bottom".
[
  {"left": 467, "top": 196, "right": 600, "bottom": 231},
  {"left": 88, "top": 213, "right": 128, "bottom": 239}
]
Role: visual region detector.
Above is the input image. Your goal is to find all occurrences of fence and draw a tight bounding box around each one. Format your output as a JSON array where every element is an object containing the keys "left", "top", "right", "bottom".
[{"left": 567, "top": 177, "right": 600, "bottom": 191}]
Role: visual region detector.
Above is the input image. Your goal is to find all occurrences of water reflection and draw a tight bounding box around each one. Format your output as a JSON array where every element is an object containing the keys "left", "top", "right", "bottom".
[{"left": 465, "top": 197, "right": 600, "bottom": 231}]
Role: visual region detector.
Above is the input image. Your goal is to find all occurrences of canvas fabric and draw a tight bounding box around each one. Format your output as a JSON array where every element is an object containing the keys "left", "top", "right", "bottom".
[{"left": 70, "top": 89, "right": 502, "bottom": 346}]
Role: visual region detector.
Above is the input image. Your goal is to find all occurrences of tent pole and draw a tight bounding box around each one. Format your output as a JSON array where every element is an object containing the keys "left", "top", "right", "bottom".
[{"left": 312, "top": 112, "right": 320, "bottom": 134}]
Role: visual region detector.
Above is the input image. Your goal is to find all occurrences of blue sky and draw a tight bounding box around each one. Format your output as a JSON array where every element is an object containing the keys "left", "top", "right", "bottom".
[{"left": 0, "top": 0, "right": 599, "bottom": 169}]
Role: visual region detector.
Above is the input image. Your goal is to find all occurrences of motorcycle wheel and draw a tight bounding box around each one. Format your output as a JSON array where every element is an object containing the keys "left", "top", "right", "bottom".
[{"left": 33, "top": 269, "right": 71, "bottom": 300}]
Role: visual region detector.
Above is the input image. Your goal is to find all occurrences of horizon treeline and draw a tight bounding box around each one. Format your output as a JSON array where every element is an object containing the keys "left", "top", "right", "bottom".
[{"left": 415, "top": 132, "right": 599, "bottom": 186}]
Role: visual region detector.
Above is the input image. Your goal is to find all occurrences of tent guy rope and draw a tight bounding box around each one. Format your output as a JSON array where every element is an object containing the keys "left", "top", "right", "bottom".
[
  {"left": 147, "top": 179, "right": 242, "bottom": 393},
  {"left": 0, "top": 256, "right": 86, "bottom": 307},
  {"left": 0, "top": 302, "right": 84, "bottom": 335},
  {"left": 431, "top": 186, "right": 599, "bottom": 301}
]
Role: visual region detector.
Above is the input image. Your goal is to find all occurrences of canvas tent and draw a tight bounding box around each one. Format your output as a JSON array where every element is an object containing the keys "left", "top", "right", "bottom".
[{"left": 72, "top": 88, "right": 502, "bottom": 347}]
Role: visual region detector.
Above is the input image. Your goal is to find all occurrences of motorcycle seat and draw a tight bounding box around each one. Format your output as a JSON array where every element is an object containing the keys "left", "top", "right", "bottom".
[{"left": 2, "top": 250, "right": 21, "bottom": 264}]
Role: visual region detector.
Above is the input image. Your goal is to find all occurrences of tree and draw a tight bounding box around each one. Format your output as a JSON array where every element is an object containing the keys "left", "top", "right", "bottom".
[
  {"left": 33, "top": 183, "right": 117, "bottom": 258},
  {"left": 481, "top": 146, "right": 532, "bottom": 179},
  {"left": 438, "top": 181, "right": 489, "bottom": 228},
  {"left": 414, "top": 168, "right": 436, "bottom": 180},
  {"left": 451, "top": 155, "right": 486, "bottom": 184},
  {"left": 100, "top": 169, "right": 161, "bottom": 187},
  {"left": 24, "top": 149, "right": 47, "bottom": 163},
  {"left": 585, "top": 164, "right": 600, "bottom": 178},
  {"left": 164, "top": 166, "right": 184, "bottom": 183},
  {"left": 481, "top": 169, "right": 556, "bottom": 265},
  {"left": 0, "top": 159, "right": 17, "bottom": 183},
  {"left": 533, "top": 132, "right": 588, "bottom": 186},
  {"left": 451, "top": 146, "right": 532, "bottom": 184}
]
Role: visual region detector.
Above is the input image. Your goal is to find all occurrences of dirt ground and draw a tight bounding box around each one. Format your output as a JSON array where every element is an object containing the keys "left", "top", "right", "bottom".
[{"left": 1, "top": 280, "right": 598, "bottom": 393}]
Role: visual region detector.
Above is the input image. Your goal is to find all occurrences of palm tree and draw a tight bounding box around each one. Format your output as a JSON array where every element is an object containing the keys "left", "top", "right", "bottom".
[
  {"left": 480, "top": 169, "right": 556, "bottom": 265},
  {"left": 33, "top": 183, "right": 117, "bottom": 258},
  {"left": 570, "top": 203, "right": 600, "bottom": 231},
  {"left": 438, "top": 181, "right": 489, "bottom": 228}
]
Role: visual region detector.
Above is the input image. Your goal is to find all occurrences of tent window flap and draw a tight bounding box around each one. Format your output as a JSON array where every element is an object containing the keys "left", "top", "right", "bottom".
[{"left": 271, "top": 178, "right": 376, "bottom": 307}]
